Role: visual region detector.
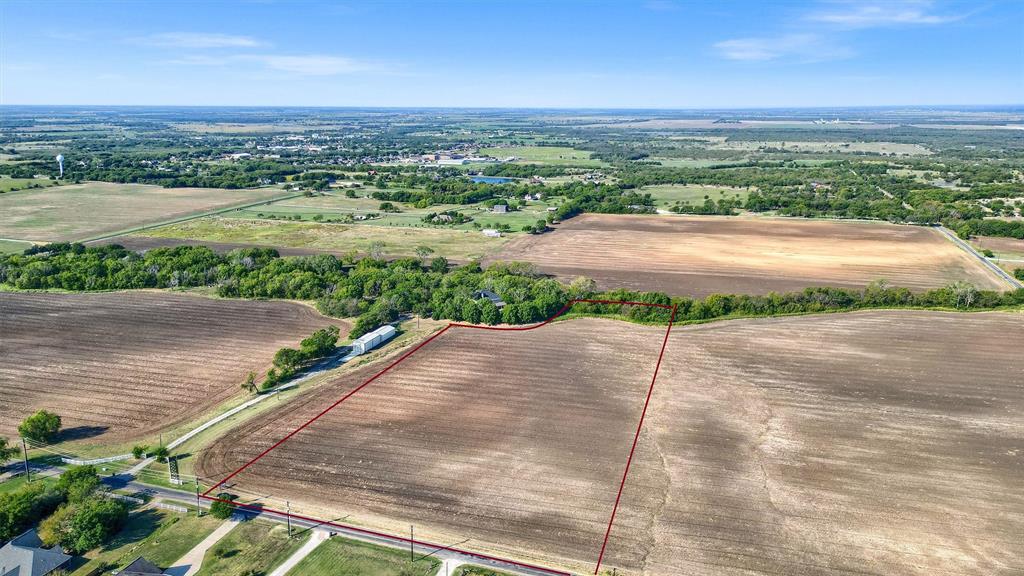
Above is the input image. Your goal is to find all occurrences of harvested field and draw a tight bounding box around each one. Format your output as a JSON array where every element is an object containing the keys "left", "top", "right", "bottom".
[
  {"left": 974, "top": 236, "right": 1024, "bottom": 273},
  {"left": 602, "top": 310, "right": 1024, "bottom": 575},
  {"left": 197, "top": 318, "right": 669, "bottom": 573},
  {"left": 491, "top": 214, "right": 1006, "bottom": 297},
  {"left": 0, "top": 181, "right": 286, "bottom": 242},
  {"left": 0, "top": 291, "right": 341, "bottom": 444},
  {"left": 198, "top": 310, "right": 1024, "bottom": 575}
]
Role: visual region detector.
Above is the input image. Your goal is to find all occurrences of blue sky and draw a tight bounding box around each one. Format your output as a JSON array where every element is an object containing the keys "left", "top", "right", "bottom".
[{"left": 2, "top": 0, "right": 1021, "bottom": 108}]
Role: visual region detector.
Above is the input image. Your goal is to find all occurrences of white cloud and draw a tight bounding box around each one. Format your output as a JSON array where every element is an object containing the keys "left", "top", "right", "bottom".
[
  {"left": 257, "top": 55, "right": 368, "bottom": 76},
  {"left": 134, "top": 32, "right": 264, "bottom": 48},
  {"left": 805, "top": 1, "right": 966, "bottom": 28},
  {"left": 161, "top": 53, "right": 373, "bottom": 76},
  {"left": 714, "top": 34, "right": 853, "bottom": 62}
]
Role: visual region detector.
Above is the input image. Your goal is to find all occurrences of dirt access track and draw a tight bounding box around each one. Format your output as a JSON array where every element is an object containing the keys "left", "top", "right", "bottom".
[
  {"left": 491, "top": 214, "right": 1006, "bottom": 297},
  {"left": 0, "top": 291, "right": 341, "bottom": 445},
  {"left": 197, "top": 309, "right": 1023, "bottom": 575}
]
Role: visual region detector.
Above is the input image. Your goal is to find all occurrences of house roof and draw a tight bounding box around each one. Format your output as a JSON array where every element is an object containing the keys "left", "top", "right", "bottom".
[
  {"left": 0, "top": 530, "right": 72, "bottom": 576},
  {"left": 120, "top": 556, "right": 165, "bottom": 575}
]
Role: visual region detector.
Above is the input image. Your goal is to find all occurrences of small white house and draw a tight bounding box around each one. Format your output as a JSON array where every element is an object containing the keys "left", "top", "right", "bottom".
[
  {"left": 482, "top": 229, "right": 502, "bottom": 238},
  {"left": 351, "top": 325, "right": 397, "bottom": 355},
  {"left": 492, "top": 204, "right": 508, "bottom": 213}
]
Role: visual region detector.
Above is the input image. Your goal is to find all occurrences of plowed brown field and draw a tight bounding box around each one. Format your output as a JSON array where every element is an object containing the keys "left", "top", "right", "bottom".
[
  {"left": 197, "top": 310, "right": 1024, "bottom": 575},
  {"left": 197, "top": 318, "right": 668, "bottom": 573},
  {"left": 0, "top": 291, "right": 341, "bottom": 444},
  {"left": 491, "top": 215, "right": 1005, "bottom": 297}
]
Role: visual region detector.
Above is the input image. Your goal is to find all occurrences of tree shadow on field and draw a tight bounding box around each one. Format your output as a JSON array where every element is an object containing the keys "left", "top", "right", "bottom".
[{"left": 57, "top": 425, "right": 109, "bottom": 441}]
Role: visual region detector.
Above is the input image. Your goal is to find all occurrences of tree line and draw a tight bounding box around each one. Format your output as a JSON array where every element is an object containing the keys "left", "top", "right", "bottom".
[{"left": 3, "top": 245, "right": 1022, "bottom": 346}]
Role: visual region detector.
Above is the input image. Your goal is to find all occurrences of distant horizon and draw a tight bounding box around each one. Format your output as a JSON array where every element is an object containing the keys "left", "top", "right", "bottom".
[{"left": 2, "top": 103, "right": 1022, "bottom": 112}]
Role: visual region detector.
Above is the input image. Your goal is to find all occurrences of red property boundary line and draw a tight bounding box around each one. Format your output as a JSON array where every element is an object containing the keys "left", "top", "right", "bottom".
[{"left": 202, "top": 298, "right": 678, "bottom": 576}]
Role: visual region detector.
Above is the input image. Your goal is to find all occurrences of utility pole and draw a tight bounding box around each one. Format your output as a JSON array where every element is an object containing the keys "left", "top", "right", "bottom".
[
  {"left": 21, "top": 437, "right": 30, "bottom": 483},
  {"left": 286, "top": 501, "right": 292, "bottom": 537},
  {"left": 410, "top": 525, "right": 414, "bottom": 561},
  {"left": 195, "top": 482, "right": 202, "bottom": 516}
]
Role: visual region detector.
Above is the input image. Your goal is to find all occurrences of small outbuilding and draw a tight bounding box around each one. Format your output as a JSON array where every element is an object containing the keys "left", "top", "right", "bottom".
[
  {"left": 492, "top": 204, "right": 507, "bottom": 213},
  {"left": 351, "top": 325, "right": 397, "bottom": 355}
]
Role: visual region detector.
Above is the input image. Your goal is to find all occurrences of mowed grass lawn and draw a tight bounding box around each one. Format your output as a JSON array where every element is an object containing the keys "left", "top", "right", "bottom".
[
  {"left": 141, "top": 216, "right": 510, "bottom": 260},
  {"left": 639, "top": 184, "right": 750, "bottom": 207},
  {"left": 285, "top": 536, "right": 439, "bottom": 576},
  {"left": 0, "top": 181, "right": 287, "bottom": 242},
  {"left": 477, "top": 145, "right": 604, "bottom": 166},
  {"left": 70, "top": 509, "right": 223, "bottom": 575},
  {"left": 197, "top": 520, "right": 309, "bottom": 576}
]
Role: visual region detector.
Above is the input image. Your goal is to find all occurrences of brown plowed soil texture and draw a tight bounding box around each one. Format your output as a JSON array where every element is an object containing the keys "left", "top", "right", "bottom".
[
  {"left": 197, "top": 318, "right": 668, "bottom": 573},
  {"left": 0, "top": 291, "right": 342, "bottom": 444},
  {"left": 198, "top": 311, "right": 1024, "bottom": 575},
  {"left": 489, "top": 215, "right": 1006, "bottom": 297}
]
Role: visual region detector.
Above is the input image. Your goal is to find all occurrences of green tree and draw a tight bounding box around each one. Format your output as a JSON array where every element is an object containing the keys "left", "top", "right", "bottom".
[
  {"left": 209, "top": 494, "right": 237, "bottom": 519},
  {"left": 131, "top": 445, "right": 148, "bottom": 459},
  {"left": 41, "top": 498, "right": 128, "bottom": 554},
  {"left": 241, "top": 372, "right": 257, "bottom": 394},
  {"left": 414, "top": 245, "right": 434, "bottom": 263},
  {"left": 429, "top": 256, "right": 448, "bottom": 273},
  {"left": 18, "top": 410, "right": 61, "bottom": 443},
  {"left": 151, "top": 446, "right": 170, "bottom": 463},
  {"left": 56, "top": 466, "right": 100, "bottom": 503},
  {"left": 0, "top": 437, "right": 18, "bottom": 464},
  {"left": 0, "top": 483, "right": 63, "bottom": 541}
]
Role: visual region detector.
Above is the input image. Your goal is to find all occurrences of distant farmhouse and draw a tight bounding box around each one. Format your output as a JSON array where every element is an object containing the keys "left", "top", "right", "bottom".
[
  {"left": 0, "top": 529, "right": 72, "bottom": 576},
  {"left": 474, "top": 290, "right": 506, "bottom": 309}
]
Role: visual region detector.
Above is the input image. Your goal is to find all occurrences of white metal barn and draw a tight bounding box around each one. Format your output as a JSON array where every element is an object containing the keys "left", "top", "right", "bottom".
[{"left": 351, "top": 325, "right": 397, "bottom": 355}]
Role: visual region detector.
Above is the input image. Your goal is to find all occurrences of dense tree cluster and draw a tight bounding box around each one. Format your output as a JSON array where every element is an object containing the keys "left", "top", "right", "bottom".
[
  {"left": 263, "top": 325, "right": 341, "bottom": 389},
  {"left": 0, "top": 466, "right": 127, "bottom": 553},
  {"left": 4, "top": 245, "right": 1021, "bottom": 350}
]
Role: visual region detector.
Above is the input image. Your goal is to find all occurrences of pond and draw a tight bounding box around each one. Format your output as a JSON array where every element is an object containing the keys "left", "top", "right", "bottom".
[{"left": 470, "top": 176, "right": 513, "bottom": 184}]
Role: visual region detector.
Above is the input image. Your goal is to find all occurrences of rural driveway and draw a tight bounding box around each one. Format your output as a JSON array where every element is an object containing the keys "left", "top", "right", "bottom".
[
  {"left": 268, "top": 528, "right": 329, "bottom": 576},
  {"left": 165, "top": 515, "right": 241, "bottom": 576}
]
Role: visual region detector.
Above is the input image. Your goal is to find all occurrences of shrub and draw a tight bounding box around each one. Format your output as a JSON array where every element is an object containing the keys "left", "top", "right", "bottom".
[{"left": 209, "top": 494, "right": 237, "bottom": 519}]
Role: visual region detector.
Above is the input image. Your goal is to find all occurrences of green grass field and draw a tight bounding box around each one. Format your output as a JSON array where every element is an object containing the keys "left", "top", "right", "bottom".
[
  {"left": 197, "top": 520, "right": 310, "bottom": 576},
  {"left": 0, "top": 239, "right": 34, "bottom": 254},
  {"left": 223, "top": 190, "right": 560, "bottom": 234},
  {"left": 142, "top": 216, "right": 511, "bottom": 260},
  {"left": 0, "top": 181, "right": 288, "bottom": 242},
  {"left": 69, "top": 510, "right": 223, "bottom": 575},
  {"left": 639, "top": 184, "right": 750, "bottom": 207},
  {"left": 285, "top": 536, "right": 439, "bottom": 576},
  {"left": 0, "top": 176, "right": 58, "bottom": 192},
  {"left": 478, "top": 145, "right": 604, "bottom": 166}
]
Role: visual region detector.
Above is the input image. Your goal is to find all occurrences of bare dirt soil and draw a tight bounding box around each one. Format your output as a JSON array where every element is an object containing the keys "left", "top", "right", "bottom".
[
  {"left": 197, "top": 318, "right": 668, "bottom": 573},
  {"left": 0, "top": 291, "right": 342, "bottom": 445},
  {"left": 199, "top": 311, "right": 1024, "bottom": 576},
  {"left": 490, "top": 214, "right": 1006, "bottom": 297},
  {"left": 602, "top": 310, "right": 1024, "bottom": 576}
]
